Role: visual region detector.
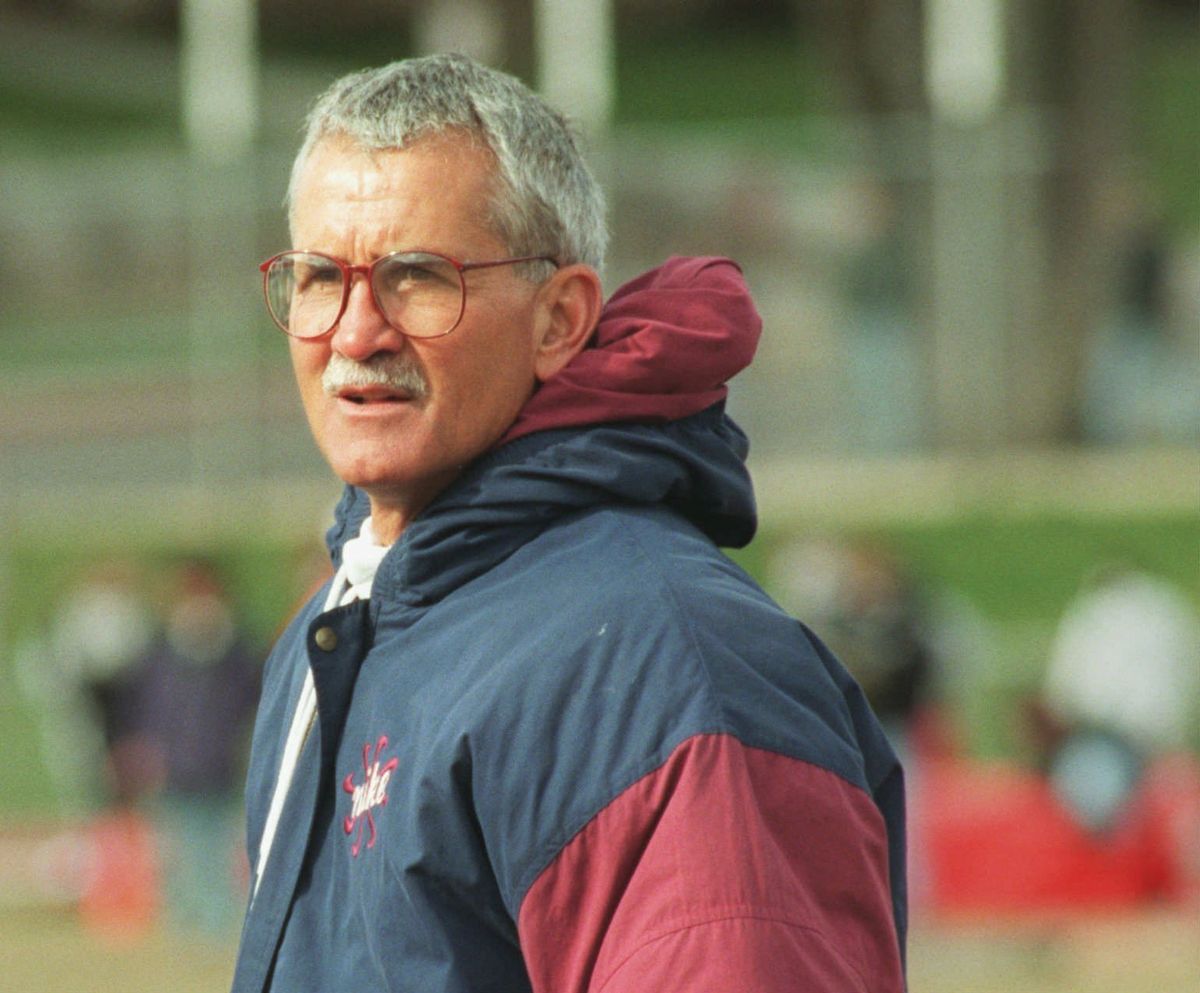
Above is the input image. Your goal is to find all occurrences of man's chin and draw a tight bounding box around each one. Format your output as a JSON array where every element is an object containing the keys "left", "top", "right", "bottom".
[
  {"left": 329, "top": 461, "right": 420, "bottom": 494},
  {"left": 328, "top": 455, "right": 462, "bottom": 520}
]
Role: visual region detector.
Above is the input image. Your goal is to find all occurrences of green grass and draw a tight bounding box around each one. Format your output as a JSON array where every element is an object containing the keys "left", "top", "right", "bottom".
[
  {"left": 736, "top": 512, "right": 1200, "bottom": 622},
  {"left": 4, "top": 540, "right": 311, "bottom": 654},
  {"left": 852, "top": 513, "right": 1199, "bottom": 622}
]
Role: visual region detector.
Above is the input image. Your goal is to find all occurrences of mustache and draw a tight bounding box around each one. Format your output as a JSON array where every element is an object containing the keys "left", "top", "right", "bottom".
[{"left": 322, "top": 353, "right": 429, "bottom": 398}]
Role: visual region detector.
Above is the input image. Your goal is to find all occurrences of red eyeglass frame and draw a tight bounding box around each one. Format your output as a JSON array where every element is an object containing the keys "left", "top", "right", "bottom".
[{"left": 258, "top": 249, "right": 560, "bottom": 340}]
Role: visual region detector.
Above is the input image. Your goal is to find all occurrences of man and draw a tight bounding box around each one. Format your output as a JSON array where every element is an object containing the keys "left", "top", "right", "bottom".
[
  {"left": 234, "top": 53, "right": 906, "bottom": 992},
  {"left": 128, "top": 557, "right": 261, "bottom": 935}
]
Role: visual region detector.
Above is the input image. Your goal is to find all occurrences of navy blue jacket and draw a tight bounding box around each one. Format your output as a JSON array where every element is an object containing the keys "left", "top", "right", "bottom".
[{"left": 232, "top": 405, "right": 906, "bottom": 992}]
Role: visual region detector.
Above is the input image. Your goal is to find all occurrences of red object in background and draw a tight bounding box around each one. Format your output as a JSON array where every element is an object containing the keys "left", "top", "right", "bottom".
[
  {"left": 78, "top": 809, "right": 159, "bottom": 942},
  {"left": 916, "top": 751, "right": 1200, "bottom": 916}
]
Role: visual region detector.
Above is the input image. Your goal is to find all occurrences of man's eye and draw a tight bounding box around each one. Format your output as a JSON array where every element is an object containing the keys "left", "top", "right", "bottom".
[
  {"left": 391, "top": 262, "right": 445, "bottom": 286},
  {"left": 379, "top": 256, "right": 457, "bottom": 292},
  {"left": 296, "top": 265, "right": 341, "bottom": 292}
]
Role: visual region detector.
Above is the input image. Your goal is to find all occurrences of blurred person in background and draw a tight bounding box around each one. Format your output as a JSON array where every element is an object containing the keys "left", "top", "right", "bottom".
[
  {"left": 1031, "top": 563, "right": 1200, "bottom": 835},
  {"left": 44, "top": 559, "right": 158, "bottom": 808},
  {"left": 769, "top": 536, "right": 940, "bottom": 764},
  {"left": 232, "top": 53, "right": 906, "bottom": 993},
  {"left": 125, "top": 556, "right": 261, "bottom": 937},
  {"left": 16, "top": 559, "right": 163, "bottom": 935}
]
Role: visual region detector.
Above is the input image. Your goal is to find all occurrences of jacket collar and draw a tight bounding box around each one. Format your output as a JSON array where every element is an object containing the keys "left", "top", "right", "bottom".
[{"left": 326, "top": 404, "right": 755, "bottom": 609}]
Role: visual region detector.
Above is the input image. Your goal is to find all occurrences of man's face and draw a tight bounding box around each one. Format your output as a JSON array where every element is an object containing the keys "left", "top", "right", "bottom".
[{"left": 287, "top": 134, "right": 547, "bottom": 537}]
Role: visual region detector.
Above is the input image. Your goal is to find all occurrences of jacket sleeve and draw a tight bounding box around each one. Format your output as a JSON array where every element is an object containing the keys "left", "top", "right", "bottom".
[{"left": 516, "top": 732, "right": 905, "bottom": 993}]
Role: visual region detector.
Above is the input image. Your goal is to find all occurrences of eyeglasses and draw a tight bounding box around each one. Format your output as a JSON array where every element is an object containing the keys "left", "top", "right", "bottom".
[{"left": 259, "top": 250, "right": 559, "bottom": 340}]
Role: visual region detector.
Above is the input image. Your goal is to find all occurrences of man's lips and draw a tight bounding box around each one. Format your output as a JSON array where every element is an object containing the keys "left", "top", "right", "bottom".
[{"left": 336, "top": 387, "right": 416, "bottom": 405}]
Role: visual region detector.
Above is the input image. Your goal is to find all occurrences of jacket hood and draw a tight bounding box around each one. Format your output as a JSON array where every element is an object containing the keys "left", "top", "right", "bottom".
[
  {"left": 501, "top": 256, "right": 760, "bottom": 443},
  {"left": 325, "top": 257, "right": 762, "bottom": 607}
]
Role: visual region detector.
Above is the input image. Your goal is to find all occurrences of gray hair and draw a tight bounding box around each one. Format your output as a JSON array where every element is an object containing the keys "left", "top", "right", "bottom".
[{"left": 287, "top": 53, "right": 607, "bottom": 272}]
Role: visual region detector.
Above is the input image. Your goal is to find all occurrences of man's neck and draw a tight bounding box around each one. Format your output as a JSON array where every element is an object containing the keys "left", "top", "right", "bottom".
[
  {"left": 366, "top": 503, "right": 410, "bottom": 546},
  {"left": 365, "top": 482, "right": 450, "bottom": 545}
]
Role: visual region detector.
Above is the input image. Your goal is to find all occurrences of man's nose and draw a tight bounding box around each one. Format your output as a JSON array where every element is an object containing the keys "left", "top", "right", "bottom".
[{"left": 329, "top": 277, "right": 405, "bottom": 360}]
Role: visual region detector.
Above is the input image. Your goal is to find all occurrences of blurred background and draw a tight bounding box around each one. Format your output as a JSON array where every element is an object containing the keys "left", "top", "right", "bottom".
[{"left": 0, "top": 1, "right": 1196, "bottom": 990}]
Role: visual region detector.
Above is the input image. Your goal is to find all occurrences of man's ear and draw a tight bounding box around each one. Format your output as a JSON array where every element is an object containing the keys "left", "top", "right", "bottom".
[{"left": 532, "top": 264, "right": 603, "bottom": 383}]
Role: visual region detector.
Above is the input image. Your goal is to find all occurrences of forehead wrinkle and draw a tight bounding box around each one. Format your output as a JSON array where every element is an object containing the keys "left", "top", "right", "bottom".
[{"left": 291, "top": 133, "right": 506, "bottom": 256}]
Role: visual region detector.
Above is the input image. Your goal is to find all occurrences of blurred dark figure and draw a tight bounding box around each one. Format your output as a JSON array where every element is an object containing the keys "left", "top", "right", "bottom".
[
  {"left": 769, "top": 537, "right": 938, "bottom": 759},
  {"left": 127, "top": 557, "right": 262, "bottom": 937},
  {"left": 1029, "top": 565, "right": 1200, "bottom": 835}
]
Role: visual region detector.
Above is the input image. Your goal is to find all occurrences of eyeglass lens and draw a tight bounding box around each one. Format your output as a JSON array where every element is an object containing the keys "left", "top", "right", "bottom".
[{"left": 265, "top": 252, "right": 465, "bottom": 339}]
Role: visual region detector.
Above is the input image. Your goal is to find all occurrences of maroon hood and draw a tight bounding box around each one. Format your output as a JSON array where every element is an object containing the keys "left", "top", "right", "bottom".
[{"left": 500, "top": 256, "right": 762, "bottom": 445}]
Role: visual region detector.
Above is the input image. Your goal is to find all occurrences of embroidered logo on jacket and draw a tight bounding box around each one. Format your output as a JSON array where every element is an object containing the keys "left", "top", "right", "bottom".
[{"left": 342, "top": 735, "right": 399, "bottom": 856}]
